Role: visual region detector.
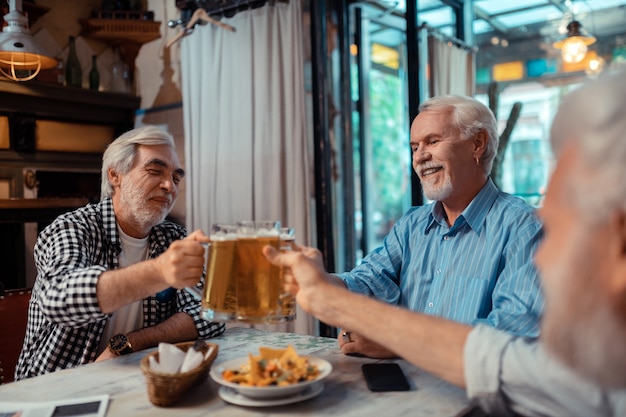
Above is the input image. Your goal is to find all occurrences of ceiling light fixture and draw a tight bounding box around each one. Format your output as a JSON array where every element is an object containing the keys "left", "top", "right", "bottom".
[
  {"left": 0, "top": 0, "right": 57, "bottom": 81},
  {"left": 552, "top": 20, "right": 596, "bottom": 64}
]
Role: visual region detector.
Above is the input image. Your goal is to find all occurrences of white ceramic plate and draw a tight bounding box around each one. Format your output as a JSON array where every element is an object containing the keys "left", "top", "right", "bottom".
[
  {"left": 217, "top": 381, "right": 324, "bottom": 407},
  {"left": 210, "top": 356, "right": 332, "bottom": 400}
]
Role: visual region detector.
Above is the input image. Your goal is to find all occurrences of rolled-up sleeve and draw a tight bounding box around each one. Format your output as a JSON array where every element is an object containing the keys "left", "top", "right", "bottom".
[
  {"left": 464, "top": 325, "right": 514, "bottom": 415},
  {"left": 465, "top": 325, "right": 620, "bottom": 417}
]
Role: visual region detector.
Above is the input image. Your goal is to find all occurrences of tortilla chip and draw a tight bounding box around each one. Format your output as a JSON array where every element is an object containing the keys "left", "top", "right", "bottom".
[
  {"left": 248, "top": 352, "right": 260, "bottom": 384},
  {"left": 258, "top": 346, "right": 286, "bottom": 361}
]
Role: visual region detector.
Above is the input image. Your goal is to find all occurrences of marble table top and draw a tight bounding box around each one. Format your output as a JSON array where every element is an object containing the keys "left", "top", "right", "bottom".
[{"left": 0, "top": 327, "right": 470, "bottom": 416}]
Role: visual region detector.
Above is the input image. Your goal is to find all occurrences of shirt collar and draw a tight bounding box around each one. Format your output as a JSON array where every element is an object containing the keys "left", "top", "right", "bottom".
[
  {"left": 425, "top": 178, "right": 499, "bottom": 234},
  {"left": 462, "top": 178, "right": 499, "bottom": 233},
  {"left": 102, "top": 197, "right": 122, "bottom": 253}
]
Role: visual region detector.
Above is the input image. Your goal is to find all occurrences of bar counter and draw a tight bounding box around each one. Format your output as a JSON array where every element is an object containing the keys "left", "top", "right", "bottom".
[{"left": 0, "top": 327, "right": 470, "bottom": 416}]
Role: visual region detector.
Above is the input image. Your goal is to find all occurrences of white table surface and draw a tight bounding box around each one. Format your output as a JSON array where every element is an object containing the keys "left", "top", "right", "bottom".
[{"left": 0, "top": 327, "right": 470, "bottom": 416}]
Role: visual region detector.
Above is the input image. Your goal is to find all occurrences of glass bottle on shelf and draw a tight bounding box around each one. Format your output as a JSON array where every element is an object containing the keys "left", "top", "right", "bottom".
[
  {"left": 102, "top": 0, "right": 116, "bottom": 18},
  {"left": 65, "top": 36, "right": 82, "bottom": 88},
  {"left": 128, "top": 0, "right": 145, "bottom": 14},
  {"left": 55, "top": 60, "right": 64, "bottom": 85},
  {"left": 110, "top": 48, "right": 131, "bottom": 94},
  {"left": 89, "top": 55, "right": 100, "bottom": 91}
]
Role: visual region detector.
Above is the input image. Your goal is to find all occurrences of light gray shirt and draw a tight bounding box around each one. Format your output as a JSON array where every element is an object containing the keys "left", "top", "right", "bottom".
[{"left": 464, "top": 325, "right": 626, "bottom": 416}]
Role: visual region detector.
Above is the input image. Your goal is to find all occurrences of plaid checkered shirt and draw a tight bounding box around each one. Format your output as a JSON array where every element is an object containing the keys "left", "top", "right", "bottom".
[{"left": 15, "top": 198, "right": 224, "bottom": 380}]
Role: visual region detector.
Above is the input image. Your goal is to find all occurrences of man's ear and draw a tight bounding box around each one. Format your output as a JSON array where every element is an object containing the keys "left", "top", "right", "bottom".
[
  {"left": 472, "top": 130, "right": 488, "bottom": 160},
  {"left": 108, "top": 168, "right": 120, "bottom": 187}
]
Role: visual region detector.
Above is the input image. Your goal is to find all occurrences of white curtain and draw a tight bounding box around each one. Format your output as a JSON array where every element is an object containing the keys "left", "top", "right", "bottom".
[
  {"left": 180, "top": 1, "right": 314, "bottom": 335},
  {"left": 427, "top": 34, "right": 475, "bottom": 97}
]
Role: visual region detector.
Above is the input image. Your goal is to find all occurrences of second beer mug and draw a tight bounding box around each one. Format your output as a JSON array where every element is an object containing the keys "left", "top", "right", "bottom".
[{"left": 200, "top": 221, "right": 297, "bottom": 324}]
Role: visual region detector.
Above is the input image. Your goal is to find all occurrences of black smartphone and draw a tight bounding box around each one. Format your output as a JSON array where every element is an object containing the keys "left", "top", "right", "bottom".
[{"left": 362, "top": 363, "right": 411, "bottom": 392}]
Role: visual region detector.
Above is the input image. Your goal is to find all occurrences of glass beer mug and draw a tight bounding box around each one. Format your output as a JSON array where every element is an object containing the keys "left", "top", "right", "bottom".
[{"left": 190, "top": 221, "right": 297, "bottom": 324}]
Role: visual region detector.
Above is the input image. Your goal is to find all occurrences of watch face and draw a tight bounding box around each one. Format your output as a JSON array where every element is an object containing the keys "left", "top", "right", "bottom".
[{"left": 110, "top": 334, "right": 131, "bottom": 354}]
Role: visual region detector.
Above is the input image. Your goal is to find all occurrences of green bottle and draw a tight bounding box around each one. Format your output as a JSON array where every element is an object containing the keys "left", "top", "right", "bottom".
[
  {"left": 65, "top": 36, "right": 82, "bottom": 87},
  {"left": 89, "top": 55, "right": 99, "bottom": 91}
]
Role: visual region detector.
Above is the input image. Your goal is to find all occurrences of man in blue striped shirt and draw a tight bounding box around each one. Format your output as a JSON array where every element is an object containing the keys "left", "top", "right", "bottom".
[
  {"left": 335, "top": 95, "right": 544, "bottom": 358},
  {"left": 265, "top": 71, "right": 626, "bottom": 416}
]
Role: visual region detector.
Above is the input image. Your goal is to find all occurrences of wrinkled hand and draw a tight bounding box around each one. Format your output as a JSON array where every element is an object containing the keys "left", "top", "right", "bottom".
[
  {"left": 155, "top": 229, "right": 210, "bottom": 289},
  {"left": 338, "top": 331, "right": 398, "bottom": 359},
  {"left": 262, "top": 244, "right": 328, "bottom": 314}
]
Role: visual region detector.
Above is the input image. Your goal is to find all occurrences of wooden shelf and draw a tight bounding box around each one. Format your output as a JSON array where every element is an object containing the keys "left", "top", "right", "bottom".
[
  {"left": 0, "top": 198, "right": 88, "bottom": 210},
  {"left": 0, "top": 198, "right": 89, "bottom": 223},
  {"left": 80, "top": 18, "right": 162, "bottom": 81},
  {"left": 80, "top": 18, "right": 161, "bottom": 45},
  {"left": 0, "top": 78, "right": 140, "bottom": 126}
]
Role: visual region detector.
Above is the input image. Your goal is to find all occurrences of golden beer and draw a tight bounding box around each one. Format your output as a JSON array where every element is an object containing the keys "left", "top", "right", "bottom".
[
  {"left": 202, "top": 238, "right": 238, "bottom": 321},
  {"left": 272, "top": 228, "right": 297, "bottom": 323},
  {"left": 201, "top": 222, "right": 294, "bottom": 323},
  {"left": 232, "top": 236, "right": 281, "bottom": 320}
]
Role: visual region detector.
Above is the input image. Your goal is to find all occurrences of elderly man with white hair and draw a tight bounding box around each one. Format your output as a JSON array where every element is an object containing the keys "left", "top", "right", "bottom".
[{"left": 16, "top": 125, "right": 224, "bottom": 381}]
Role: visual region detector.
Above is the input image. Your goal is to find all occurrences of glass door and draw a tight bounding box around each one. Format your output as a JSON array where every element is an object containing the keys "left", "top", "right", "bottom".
[{"left": 350, "top": 4, "right": 412, "bottom": 263}]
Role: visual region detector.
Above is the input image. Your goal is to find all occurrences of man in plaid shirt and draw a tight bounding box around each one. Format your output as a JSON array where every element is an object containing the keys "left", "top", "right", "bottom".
[{"left": 15, "top": 125, "right": 224, "bottom": 380}]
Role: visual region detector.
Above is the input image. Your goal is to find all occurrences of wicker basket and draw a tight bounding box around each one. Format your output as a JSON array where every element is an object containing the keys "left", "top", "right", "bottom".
[{"left": 140, "top": 341, "right": 219, "bottom": 407}]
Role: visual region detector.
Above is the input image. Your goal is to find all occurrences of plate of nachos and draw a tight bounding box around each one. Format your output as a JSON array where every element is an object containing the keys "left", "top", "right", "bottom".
[{"left": 210, "top": 345, "right": 332, "bottom": 400}]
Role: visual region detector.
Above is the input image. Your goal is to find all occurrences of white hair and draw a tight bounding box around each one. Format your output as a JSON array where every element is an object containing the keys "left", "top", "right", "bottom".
[
  {"left": 100, "top": 125, "right": 176, "bottom": 199},
  {"left": 550, "top": 71, "right": 626, "bottom": 223},
  {"left": 419, "top": 95, "right": 499, "bottom": 175}
]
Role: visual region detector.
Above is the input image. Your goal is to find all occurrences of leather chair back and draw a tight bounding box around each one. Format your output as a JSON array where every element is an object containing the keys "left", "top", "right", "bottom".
[{"left": 0, "top": 288, "right": 31, "bottom": 384}]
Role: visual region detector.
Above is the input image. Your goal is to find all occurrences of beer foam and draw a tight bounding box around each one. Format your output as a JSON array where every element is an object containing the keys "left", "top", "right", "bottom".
[
  {"left": 210, "top": 231, "right": 238, "bottom": 241},
  {"left": 256, "top": 228, "right": 280, "bottom": 237}
]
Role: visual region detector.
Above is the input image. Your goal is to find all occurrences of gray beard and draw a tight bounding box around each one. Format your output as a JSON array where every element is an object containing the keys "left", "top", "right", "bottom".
[
  {"left": 541, "top": 229, "right": 626, "bottom": 388},
  {"left": 119, "top": 183, "right": 171, "bottom": 230},
  {"left": 543, "top": 299, "right": 626, "bottom": 388}
]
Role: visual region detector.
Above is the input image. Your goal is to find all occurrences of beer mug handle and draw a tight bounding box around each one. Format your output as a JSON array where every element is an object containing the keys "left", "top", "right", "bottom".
[
  {"left": 279, "top": 227, "right": 295, "bottom": 251},
  {"left": 184, "top": 241, "right": 211, "bottom": 301}
]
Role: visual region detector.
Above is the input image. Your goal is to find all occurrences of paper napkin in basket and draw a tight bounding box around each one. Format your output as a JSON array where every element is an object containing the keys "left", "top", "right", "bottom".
[
  {"left": 180, "top": 348, "right": 203, "bottom": 373},
  {"left": 149, "top": 342, "right": 213, "bottom": 374}
]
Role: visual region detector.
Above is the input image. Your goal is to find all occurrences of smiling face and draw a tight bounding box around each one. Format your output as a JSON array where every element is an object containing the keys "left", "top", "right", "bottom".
[
  {"left": 535, "top": 144, "right": 626, "bottom": 387},
  {"left": 409, "top": 110, "right": 486, "bottom": 207},
  {"left": 110, "top": 144, "right": 184, "bottom": 238}
]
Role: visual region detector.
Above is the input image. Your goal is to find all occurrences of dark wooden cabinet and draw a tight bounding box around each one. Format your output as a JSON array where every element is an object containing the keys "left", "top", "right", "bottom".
[{"left": 0, "top": 79, "right": 140, "bottom": 290}]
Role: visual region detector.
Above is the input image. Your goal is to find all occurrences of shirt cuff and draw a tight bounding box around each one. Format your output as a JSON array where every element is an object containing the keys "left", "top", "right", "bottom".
[{"left": 464, "top": 324, "right": 514, "bottom": 413}]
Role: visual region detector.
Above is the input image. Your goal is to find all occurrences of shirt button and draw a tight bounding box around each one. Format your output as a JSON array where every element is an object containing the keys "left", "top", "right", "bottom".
[
  {"left": 443, "top": 236, "right": 450, "bottom": 241},
  {"left": 428, "top": 302, "right": 434, "bottom": 308},
  {"left": 436, "top": 268, "right": 441, "bottom": 274}
]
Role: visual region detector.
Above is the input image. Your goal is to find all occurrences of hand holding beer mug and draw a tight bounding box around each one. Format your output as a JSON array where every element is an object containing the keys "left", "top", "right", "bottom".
[
  {"left": 193, "top": 221, "right": 297, "bottom": 324},
  {"left": 277, "top": 227, "right": 297, "bottom": 322}
]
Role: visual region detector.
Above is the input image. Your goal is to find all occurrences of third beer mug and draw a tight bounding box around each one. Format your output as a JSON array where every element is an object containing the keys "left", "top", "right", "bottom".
[{"left": 201, "top": 221, "right": 297, "bottom": 324}]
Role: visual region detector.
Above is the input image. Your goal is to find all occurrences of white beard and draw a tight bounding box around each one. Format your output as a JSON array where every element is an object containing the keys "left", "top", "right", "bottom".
[
  {"left": 421, "top": 171, "right": 453, "bottom": 202},
  {"left": 118, "top": 179, "right": 171, "bottom": 229},
  {"left": 541, "top": 225, "right": 626, "bottom": 388}
]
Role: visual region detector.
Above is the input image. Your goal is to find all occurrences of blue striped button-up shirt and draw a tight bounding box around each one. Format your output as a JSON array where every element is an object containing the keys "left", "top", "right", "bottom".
[{"left": 338, "top": 179, "right": 544, "bottom": 337}]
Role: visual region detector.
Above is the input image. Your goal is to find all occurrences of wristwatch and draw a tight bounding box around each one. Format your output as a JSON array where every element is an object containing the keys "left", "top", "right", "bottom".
[{"left": 108, "top": 333, "right": 134, "bottom": 356}]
